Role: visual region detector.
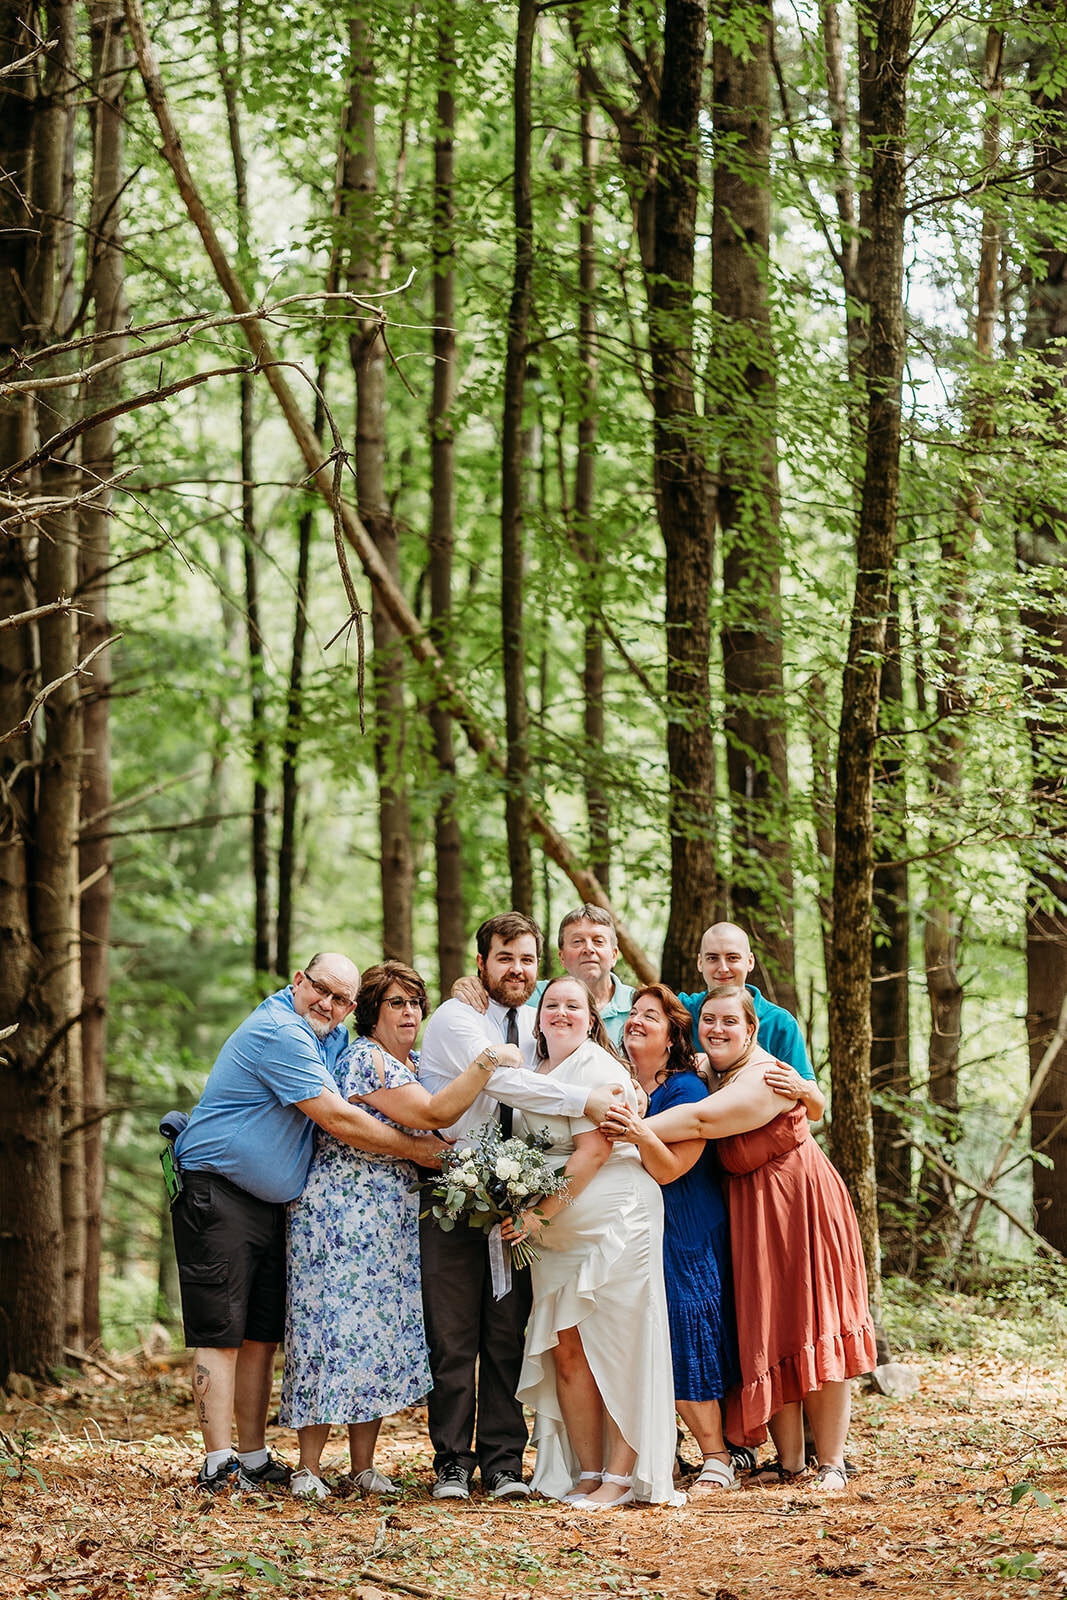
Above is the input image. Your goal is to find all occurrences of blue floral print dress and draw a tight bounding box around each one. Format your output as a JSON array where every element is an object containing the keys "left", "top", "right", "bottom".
[{"left": 280, "top": 1036, "right": 431, "bottom": 1426}]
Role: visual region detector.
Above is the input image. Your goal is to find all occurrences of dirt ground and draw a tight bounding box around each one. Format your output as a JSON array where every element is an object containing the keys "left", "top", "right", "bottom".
[{"left": 1, "top": 1346, "right": 1064, "bottom": 1599}]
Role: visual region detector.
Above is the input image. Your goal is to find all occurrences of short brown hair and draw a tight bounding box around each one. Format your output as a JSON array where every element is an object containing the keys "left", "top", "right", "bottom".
[
  {"left": 532, "top": 976, "right": 624, "bottom": 1066},
  {"left": 625, "top": 983, "right": 699, "bottom": 1080},
  {"left": 475, "top": 912, "right": 544, "bottom": 962},
  {"left": 354, "top": 960, "right": 429, "bottom": 1036},
  {"left": 557, "top": 904, "right": 616, "bottom": 948}
]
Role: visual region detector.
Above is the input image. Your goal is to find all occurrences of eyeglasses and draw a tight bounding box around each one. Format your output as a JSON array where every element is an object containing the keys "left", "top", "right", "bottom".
[
  {"left": 301, "top": 973, "right": 355, "bottom": 1008},
  {"left": 382, "top": 995, "right": 423, "bottom": 1013}
]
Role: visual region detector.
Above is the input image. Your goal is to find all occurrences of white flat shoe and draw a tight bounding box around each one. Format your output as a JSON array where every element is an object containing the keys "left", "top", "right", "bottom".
[
  {"left": 563, "top": 1471, "right": 603, "bottom": 1503},
  {"left": 571, "top": 1472, "right": 634, "bottom": 1510}
]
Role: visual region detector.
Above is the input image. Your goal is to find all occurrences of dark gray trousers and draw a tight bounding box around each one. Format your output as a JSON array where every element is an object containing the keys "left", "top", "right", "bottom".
[{"left": 420, "top": 1211, "right": 532, "bottom": 1481}]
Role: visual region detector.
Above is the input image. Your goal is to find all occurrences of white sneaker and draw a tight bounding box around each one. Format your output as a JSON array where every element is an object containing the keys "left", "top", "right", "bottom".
[
  {"left": 349, "top": 1467, "right": 398, "bottom": 1496},
  {"left": 291, "top": 1466, "right": 331, "bottom": 1500}
]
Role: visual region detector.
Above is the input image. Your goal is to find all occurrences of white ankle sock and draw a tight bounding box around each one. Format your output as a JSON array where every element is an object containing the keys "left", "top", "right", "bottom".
[
  {"left": 238, "top": 1448, "right": 269, "bottom": 1470},
  {"left": 205, "top": 1449, "right": 234, "bottom": 1474}
]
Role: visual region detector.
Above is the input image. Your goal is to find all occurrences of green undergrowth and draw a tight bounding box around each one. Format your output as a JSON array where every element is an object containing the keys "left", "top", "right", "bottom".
[{"left": 883, "top": 1257, "right": 1067, "bottom": 1357}]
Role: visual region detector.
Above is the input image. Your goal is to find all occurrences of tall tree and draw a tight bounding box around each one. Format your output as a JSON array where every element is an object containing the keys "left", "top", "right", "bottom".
[
  {"left": 575, "top": 79, "right": 611, "bottom": 894},
  {"left": 649, "top": 0, "right": 716, "bottom": 989},
  {"left": 499, "top": 0, "right": 537, "bottom": 916},
  {"left": 78, "top": 0, "right": 128, "bottom": 1344},
  {"left": 0, "top": 0, "right": 81, "bottom": 1380},
  {"left": 209, "top": 0, "right": 271, "bottom": 980},
  {"left": 711, "top": 0, "right": 795, "bottom": 1009},
  {"left": 1018, "top": 9, "right": 1067, "bottom": 1255},
  {"left": 428, "top": 3, "right": 465, "bottom": 991},
  {"left": 827, "top": 0, "right": 916, "bottom": 1306},
  {"left": 869, "top": 590, "right": 912, "bottom": 1255},
  {"left": 346, "top": 3, "right": 415, "bottom": 959},
  {"left": 918, "top": 26, "right": 1004, "bottom": 1266}
]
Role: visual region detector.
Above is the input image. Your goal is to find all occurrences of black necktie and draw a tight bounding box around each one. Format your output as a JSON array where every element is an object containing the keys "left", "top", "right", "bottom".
[{"left": 499, "top": 1008, "right": 518, "bottom": 1138}]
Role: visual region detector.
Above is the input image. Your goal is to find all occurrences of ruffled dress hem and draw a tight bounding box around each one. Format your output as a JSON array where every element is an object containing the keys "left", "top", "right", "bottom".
[{"left": 725, "top": 1324, "right": 878, "bottom": 1448}]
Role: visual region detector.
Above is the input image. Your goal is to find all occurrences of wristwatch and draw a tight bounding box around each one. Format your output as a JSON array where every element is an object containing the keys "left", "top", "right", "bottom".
[{"left": 476, "top": 1045, "right": 500, "bottom": 1071}]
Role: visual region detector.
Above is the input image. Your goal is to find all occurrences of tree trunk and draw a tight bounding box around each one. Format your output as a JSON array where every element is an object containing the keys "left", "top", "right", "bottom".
[
  {"left": 576, "top": 84, "right": 610, "bottom": 893},
  {"left": 827, "top": 0, "right": 915, "bottom": 1312},
  {"left": 44, "top": 0, "right": 84, "bottom": 1355},
  {"left": 278, "top": 119, "right": 350, "bottom": 981},
  {"left": 346, "top": 5, "right": 414, "bottom": 960},
  {"left": 210, "top": 0, "right": 271, "bottom": 981},
  {"left": 499, "top": 0, "right": 537, "bottom": 917},
  {"left": 919, "top": 28, "right": 1003, "bottom": 1267},
  {"left": 1019, "top": 21, "right": 1067, "bottom": 1255},
  {"left": 651, "top": 0, "right": 717, "bottom": 992},
  {"left": 870, "top": 590, "right": 912, "bottom": 1263},
  {"left": 79, "top": 0, "right": 128, "bottom": 1345},
  {"left": 276, "top": 493, "right": 310, "bottom": 981},
  {"left": 429, "top": 6, "right": 465, "bottom": 993},
  {"left": 0, "top": 0, "right": 80, "bottom": 1381},
  {"left": 712, "top": 0, "right": 795, "bottom": 1010}
]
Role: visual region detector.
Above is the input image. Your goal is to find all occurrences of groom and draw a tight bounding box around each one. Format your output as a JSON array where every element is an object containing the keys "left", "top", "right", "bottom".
[{"left": 417, "top": 912, "right": 624, "bottom": 1501}]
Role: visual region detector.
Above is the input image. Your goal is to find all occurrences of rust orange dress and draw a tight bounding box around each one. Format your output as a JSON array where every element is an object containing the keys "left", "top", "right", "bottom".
[{"left": 717, "top": 1101, "right": 878, "bottom": 1448}]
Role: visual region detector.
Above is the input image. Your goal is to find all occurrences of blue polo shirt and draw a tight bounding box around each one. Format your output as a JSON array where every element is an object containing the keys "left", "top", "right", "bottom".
[
  {"left": 678, "top": 982, "right": 814, "bottom": 1079},
  {"left": 529, "top": 974, "right": 635, "bottom": 1049},
  {"left": 175, "top": 987, "right": 349, "bottom": 1203}
]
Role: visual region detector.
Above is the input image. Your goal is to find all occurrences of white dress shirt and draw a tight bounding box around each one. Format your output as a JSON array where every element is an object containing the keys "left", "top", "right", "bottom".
[{"left": 418, "top": 996, "right": 589, "bottom": 1145}]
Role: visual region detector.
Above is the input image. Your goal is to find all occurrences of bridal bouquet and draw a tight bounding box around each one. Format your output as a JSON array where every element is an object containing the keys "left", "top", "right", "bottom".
[{"left": 424, "top": 1120, "right": 569, "bottom": 1268}]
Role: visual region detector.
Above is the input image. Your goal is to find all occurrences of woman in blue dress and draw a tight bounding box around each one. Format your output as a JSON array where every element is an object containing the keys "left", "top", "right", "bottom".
[
  {"left": 280, "top": 961, "right": 521, "bottom": 1499},
  {"left": 620, "top": 983, "right": 741, "bottom": 1493}
]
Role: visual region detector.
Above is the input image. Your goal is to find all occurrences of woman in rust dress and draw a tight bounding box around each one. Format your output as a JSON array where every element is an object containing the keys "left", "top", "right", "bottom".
[{"left": 605, "top": 982, "right": 876, "bottom": 1494}]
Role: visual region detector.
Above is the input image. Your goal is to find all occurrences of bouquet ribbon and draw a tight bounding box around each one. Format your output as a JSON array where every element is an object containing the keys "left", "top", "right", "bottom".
[{"left": 488, "top": 1222, "right": 512, "bottom": 1300}]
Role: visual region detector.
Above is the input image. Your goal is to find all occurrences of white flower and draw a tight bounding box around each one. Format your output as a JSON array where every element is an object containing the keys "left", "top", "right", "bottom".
[
  {"left": 495, "top": 1157, "right": 521, "bottom": 1181},
  {"left": 460, "top": 1167, "right": 480, "bottom": 1189}
]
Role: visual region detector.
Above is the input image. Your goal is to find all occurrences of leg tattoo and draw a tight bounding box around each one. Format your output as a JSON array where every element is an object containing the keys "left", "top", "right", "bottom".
[{"left": 194, "top": 1362, "right": 210, "bottom": 1425}]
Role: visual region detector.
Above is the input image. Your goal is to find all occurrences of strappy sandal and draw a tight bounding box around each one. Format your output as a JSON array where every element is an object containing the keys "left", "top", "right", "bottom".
[
  {"left": 563, "top": 1470, "right": 602, "bottom": 1503},
  {"left": 810, "top": 1464, "right": 848, "bottom": 1494},
  {"left": 746, "top": 1458, "right": 808, "bottom": 1488},
  {"left": 569, "top": 1472, "right": 634, "bottom": 1510},
  {"left": 691, "top": 1456, "right": 735, "bottom": 1494}
]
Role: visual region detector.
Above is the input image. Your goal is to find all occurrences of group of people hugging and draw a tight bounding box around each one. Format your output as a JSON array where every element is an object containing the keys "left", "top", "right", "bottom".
[{"left": 169, "top": 906, "right": 877, "bottom": 1507}]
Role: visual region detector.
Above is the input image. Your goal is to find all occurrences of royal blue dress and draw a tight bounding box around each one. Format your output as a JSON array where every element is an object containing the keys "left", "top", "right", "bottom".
[{"left": 648, "top": 1071, "right": 740, "bottom": 1403}]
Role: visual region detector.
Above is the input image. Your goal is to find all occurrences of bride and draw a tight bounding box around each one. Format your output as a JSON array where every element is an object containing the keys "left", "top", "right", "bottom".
[{"left": 502, "top": 976, "right": 683, "bottom": 1508}]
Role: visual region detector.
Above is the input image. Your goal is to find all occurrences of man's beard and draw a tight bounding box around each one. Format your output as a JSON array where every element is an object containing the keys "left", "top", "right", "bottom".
[
  {"left": 305, "top": 1012, "right": 334, "bottom": 1038},
  {"left": 484, "top": 971, "right": 537, "bottom": 1008}
]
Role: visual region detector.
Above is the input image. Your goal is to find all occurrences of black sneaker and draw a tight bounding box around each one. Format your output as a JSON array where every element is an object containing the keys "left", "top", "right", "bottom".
[
  {"left": 485, "top": 1470, "right": 530, "bottom": 1500},
  {"left": 196, "top": 1456, "right": 238, "bottom": 1494},
  {"left": 432, "top": 1462, "right": 470, "bottom": 1500},
  {"left": 237, "top": 1453, "right": 291, "bottom": 1492}
]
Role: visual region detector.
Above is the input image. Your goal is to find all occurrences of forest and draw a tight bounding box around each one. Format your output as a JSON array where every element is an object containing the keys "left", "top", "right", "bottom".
[{"left": 2, "top": 0, "right": 1067, "bottom": 1425}]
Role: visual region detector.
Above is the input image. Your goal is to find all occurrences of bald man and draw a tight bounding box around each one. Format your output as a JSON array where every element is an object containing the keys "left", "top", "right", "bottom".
[
  {"left": 679, "top": 923, "right": 822, "bottom": 1116},
  {"left": 172, "top": 954, "right": 451, "bottom": 1493}
]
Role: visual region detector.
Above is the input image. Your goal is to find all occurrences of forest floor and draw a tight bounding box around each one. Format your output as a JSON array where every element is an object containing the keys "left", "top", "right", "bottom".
[{"left": 0, "top": 1342, "right": 1064, "bottom": 1600}]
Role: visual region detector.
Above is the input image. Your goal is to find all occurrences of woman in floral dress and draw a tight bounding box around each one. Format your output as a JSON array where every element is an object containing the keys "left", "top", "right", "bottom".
[{"left": 280, "top": 961, "right": 521, "bottom": 1499}]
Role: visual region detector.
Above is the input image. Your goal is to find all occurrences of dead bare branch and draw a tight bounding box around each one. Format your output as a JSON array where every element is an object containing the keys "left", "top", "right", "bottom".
[
  {"left": 0, "top": 598, "right": 85, "bottom": 631},
  {"left": 0, "top": 635, "right": 117, "bottom": 746}
]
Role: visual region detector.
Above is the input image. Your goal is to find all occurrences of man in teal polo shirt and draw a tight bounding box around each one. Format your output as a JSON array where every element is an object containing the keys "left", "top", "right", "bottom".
[
  {"left": 678, "top": 920, "right": 811, "bottom": 1066},
  {"left": 678, "top": 921, "right": 822, "bottom": 1118}
]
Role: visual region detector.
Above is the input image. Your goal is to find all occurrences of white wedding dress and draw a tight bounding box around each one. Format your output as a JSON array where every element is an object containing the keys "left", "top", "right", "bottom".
[{"left": 515, "top": 1038, "right": 685, "bottom": 1505}]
